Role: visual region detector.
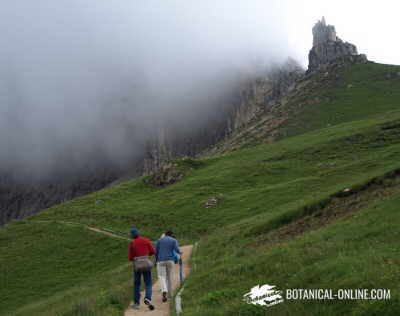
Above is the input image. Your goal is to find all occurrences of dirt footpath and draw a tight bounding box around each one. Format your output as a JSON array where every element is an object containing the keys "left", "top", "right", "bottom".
[{"left": 125, "top": 245, "right": 193, "bottom": 316}]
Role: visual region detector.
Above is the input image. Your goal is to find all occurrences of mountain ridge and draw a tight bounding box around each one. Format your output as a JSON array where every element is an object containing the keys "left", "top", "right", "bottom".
[{"left": 1, "top": 18, "right": 399, "bottom": 316}]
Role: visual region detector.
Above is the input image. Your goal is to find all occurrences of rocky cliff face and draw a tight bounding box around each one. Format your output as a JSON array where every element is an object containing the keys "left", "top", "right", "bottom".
[
  {"left": 202, "top": 20, "right": 371, "bottom": 154},
  {"left": 204, "top": 59, "right": 305, "bottom": 154},
  {"left": 1, "top": 18, "right": 366, "bottom": 225},
  {"left": 120, "top": 19, "right": 371, "bottom": 178},
  {"left": 142, "top": 91, "right": 241, "bottom": 175},
  {"left": 143, "top": 58, "right": 304, "bottom": 164},
  {"left": 231, "top": 58, "right": 304, "bottom": 130},
  {"left": 307, "top": 17, "right": 367, "bottom": 74}
]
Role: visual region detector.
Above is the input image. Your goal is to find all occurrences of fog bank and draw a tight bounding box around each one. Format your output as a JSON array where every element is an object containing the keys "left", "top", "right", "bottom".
[{"left": 0, "top": 1, "right": 296, "bottom": 180}]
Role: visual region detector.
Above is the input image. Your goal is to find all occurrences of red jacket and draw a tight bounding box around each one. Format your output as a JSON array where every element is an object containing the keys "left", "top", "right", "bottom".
[{"left": 128, "top": 236, "right": 155, "bottom": 261}]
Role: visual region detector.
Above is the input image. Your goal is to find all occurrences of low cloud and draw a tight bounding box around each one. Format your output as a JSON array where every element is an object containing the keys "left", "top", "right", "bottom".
[{"left": 0, "top": 0, "right": 297, "bottom": 179}]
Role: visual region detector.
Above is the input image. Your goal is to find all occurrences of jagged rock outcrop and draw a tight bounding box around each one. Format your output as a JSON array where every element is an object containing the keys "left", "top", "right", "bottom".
[
  {"left": 203, "top": 59, "right": 304, "bottom": 154},
  {"left": 144, "top": 58, "right": 304, "bottom": 164},
  {"left": 232, "top": 58, "right": 304, "bottom": 130},
  {"left": 142, "top": 106, "right": 236, "bottom": 175},
  {"left": 144, "top": 163, "right": 184, "bottom": 186},
  {"left": 307, "top": 17, "right": 367, "bottom": 73},
  {"left": 4, "top": 18, "right": 355, "bottom": 225},
  {"left": 140, "top": 18, "right": 371, "bottom": 172}
]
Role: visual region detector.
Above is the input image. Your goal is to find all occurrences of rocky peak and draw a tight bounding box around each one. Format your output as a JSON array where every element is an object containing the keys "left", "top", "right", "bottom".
[
  {"left": 312, "top": 16, "right": 337, "bottom": 46},
  {"left": 307, "top": 17, "right": 367, "bottom": 73}
]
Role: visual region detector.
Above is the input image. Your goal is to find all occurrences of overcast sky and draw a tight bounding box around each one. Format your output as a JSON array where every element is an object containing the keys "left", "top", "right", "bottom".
[
  {"left": 0, "top": 0, "right": 399, "bottom": 179},
  {"left": 0, "top": 0, "right": 292, "bottom": 178},
  {"left": 284, "top": 0, "right": 400, "bottom": 66}
]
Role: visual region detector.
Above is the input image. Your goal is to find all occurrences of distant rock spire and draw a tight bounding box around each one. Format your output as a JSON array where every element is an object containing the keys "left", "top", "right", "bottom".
[
  {"left": 307, "top": 17, "right": 367, "bottom": 73},
  {"left": 312, "top": 17, "right": 337, "bottom": 46}
]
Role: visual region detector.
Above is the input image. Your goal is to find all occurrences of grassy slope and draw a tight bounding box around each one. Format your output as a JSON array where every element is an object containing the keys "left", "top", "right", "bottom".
[
  {"left": 34, "top": 110, "right": 400, "bottom": 244},
  {"left": 30, "top": 111, "right": 400, "bottom": 315},
  {"left": 183, "top": 188, "right": 400, "bottom": 315},
  {"left": 279, "top": 62, "right": 400, "bottom": 138},
  {"left": 1, "top": 62, "right": 400, "bottom": 315},
  {"left": 0, "top": 221, "right": 131, "bottom": 316}
]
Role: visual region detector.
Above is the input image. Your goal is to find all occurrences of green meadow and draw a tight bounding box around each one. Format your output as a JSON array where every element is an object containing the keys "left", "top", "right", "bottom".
[{"left": 1, "top": 62, "right": 400, "bottom": 315}]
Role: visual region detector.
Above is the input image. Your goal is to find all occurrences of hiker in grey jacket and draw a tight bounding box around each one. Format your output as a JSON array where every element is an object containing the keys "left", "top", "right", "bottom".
[{"left": 155, "top": 231, "right": 181, "bottom": 302}]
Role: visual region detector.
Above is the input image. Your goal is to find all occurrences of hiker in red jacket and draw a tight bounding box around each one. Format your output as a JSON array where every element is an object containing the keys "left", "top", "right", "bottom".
[{"left": 128, "top": 227, "right": 155, "bottom": 310}]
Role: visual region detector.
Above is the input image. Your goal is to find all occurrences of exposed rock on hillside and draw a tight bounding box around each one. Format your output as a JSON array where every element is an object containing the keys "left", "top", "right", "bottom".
[
  {"left": 142, "top": 58, "right": 305, "bottom": 169},
  {"left": 307, "top": 17, "right": 367, "bottom": 74},
  {"left": 204, "top": 197, "right": 218, "bottom": 208},
  {"left": 203, "top": 58, "right": 304, "bottom": 154},
  {"left": 201, "top": 19, "right": 373, "bottom": 154},
  {"left": 144, "top": 163, "right": 184, "bottom": 186},
  {"left": 1, "top": 17, "right": 368, "bottom": 225}
]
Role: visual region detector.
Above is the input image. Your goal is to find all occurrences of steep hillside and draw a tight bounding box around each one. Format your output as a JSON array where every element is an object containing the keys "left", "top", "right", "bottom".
[
  {"left": 279, "top": 62, "right": 400, "bottom": 138},
  {"left": 0, "top": 221, "right": 130, "bottom": 316},
  {"left": 1, "top": 103, "right": 398, "bottom": 314},
  {"left": 184, "top": 181, "right": 400, "bottom": 315},
  {"left": 0, "top": 59, "right": 302, "bottom": 226},
  {"left": 2, "top": 37, "right": 400, "bottom": 315},
  {"left": 33, "top": 109, "right": 400, "bottom": 243},
  {"left": 208, "top": 62, "right": 400, "bottom": 153},
  {"left": 2, "top": 14, "right": 399, "bottom": 316}
]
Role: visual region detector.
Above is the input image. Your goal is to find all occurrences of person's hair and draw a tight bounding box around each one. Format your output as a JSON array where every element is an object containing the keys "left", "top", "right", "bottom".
[
  {"left": 130, "top": 228, "right": 140, "bottom": 239},
  {"left": 165, "top": 231, "right": 174, "bottom": 237}
]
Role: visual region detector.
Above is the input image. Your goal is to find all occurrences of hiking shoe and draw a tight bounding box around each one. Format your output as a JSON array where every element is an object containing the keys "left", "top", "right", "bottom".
[
  {"left": 144, "top": 298, "right": 155, "bottom": 310},
  {"left": 162, "top": 291, "right": 168, "bottom": 302},
  {"left": 131, "top": 303, "right": 140, "bottom": 309}
]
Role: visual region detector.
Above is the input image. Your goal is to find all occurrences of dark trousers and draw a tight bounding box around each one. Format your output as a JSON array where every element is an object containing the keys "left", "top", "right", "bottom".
[{"left": 133, "top": 270, "right": 152, "bottom": 304}]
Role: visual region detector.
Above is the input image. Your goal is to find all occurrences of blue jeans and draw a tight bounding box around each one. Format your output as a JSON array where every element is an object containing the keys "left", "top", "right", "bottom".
[{"left": 133, "top": 270, "right": 152, "bottom": 304}]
